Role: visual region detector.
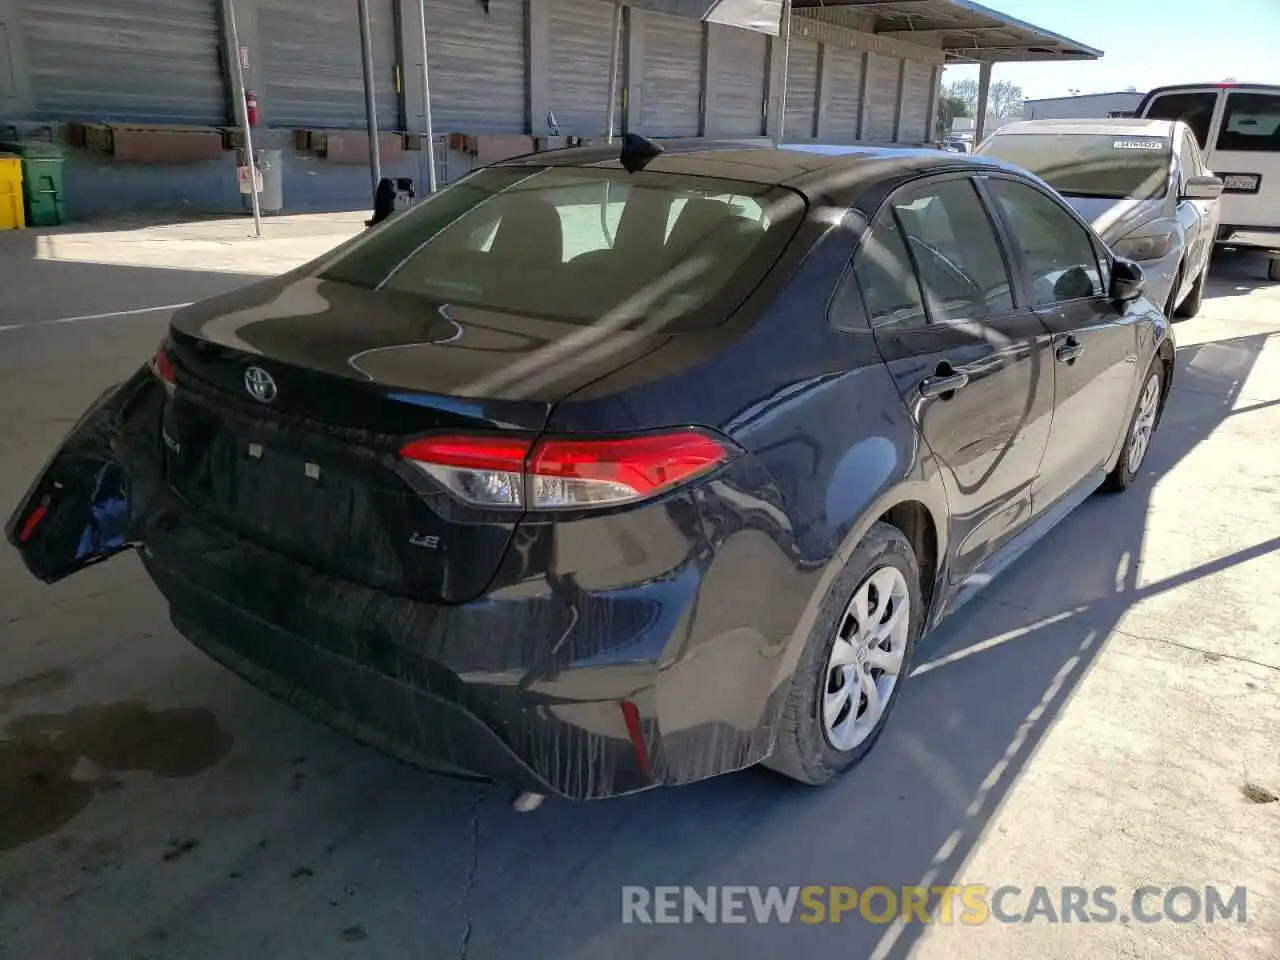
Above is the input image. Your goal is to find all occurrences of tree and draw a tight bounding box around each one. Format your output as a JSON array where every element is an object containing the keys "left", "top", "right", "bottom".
[
  {"left": 989, "top": 80, "right": 1025, "bottom": 120},
  {"left": 942, "top": 77, "right": 1024, "bottom": 120},
  {"left": 936, "top": 94, "right": 971, "bottom": 134}
]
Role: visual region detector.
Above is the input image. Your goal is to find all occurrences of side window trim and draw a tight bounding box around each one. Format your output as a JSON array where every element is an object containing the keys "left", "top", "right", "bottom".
[
  {"left": 884, "top": 172, "right": 1025, "bottom": 326},
  {"left": 979, "top": 173, "right": 1108, "bottom": 307}
]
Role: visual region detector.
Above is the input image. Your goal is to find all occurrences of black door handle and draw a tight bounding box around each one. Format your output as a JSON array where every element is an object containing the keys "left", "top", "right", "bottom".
[
  {"left": 919, "top": 368, "right": 970, "bottom": 399},
  {"left": 1056, "top": 337, "right": 1084, "bottom": 363}
]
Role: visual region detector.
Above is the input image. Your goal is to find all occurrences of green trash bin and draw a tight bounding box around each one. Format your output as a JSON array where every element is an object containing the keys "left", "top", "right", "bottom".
[{"left": 0, "top": 141, "right": 67, "bottom": 227}]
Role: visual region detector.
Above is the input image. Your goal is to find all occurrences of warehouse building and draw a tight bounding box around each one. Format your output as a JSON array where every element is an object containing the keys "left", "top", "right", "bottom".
[
  {"left": 1022, "top": 90, "right": 1145, "bottom": 120},
  {"left": 0, "top": 0, "right": 1098, "bottom": 219}
]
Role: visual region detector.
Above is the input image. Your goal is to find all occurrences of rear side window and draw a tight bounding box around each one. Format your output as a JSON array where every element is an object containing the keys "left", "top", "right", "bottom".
[
  {"left": 851, "top": 210, "right": 927, "bottom": 328},
  {"left": 1144, "top": 91, "right": 1217, "bottom": 150},
  {"left": 320, "top": 167, "right": 803, "bottom": 330},
  {"left": 890, "top": 178, "right": 1015, "bottom": 322},
  {"left": 1216, "top": 92, "right": 1280, "bottom": 152}
]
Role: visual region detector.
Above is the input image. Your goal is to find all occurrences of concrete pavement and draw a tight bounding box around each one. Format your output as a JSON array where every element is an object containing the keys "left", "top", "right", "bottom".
[{"left": 0, "top": 216, "right": 1276, "bottom": 959}]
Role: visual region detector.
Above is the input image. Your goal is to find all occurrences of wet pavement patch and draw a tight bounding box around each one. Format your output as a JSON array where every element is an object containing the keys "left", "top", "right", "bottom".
[
  {"left": 0, "top": 666, "right": 76, "bottom": 713},
  {"left": 0, "top": 701, "right": 234, "bottom": 851}
]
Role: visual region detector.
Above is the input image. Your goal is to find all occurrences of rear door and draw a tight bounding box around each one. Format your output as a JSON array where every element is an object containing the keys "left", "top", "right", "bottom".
[
  {"left": 981, "top": 175, "right": 1138, "bottom": 510},
  {"left": 858, "top": 174, "right": 1055, "bottom": 582}
]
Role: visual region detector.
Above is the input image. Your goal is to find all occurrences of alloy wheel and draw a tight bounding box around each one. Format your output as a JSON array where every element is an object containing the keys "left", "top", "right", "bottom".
[
  {"left": 822, "top": 566, "right": 911, "bottom": 752},
  {"left": 1128, "top": 372, "right": 1161, "bottom": 471}
]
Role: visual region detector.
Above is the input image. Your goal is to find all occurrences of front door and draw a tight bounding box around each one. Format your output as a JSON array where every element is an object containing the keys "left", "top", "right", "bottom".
[
  {"left": 857, "top": 174, "right": 1056, "bottom": 583},
  {"left": 981, "top": 175, "right": 1140, "bottom": 511}
]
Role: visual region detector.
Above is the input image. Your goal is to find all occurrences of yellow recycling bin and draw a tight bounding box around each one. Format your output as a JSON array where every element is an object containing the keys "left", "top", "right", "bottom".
[{"left": 0, "top": 155, "right": 24, "bottom": 230}]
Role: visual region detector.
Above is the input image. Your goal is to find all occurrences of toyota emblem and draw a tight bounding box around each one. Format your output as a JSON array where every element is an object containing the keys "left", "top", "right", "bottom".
[{"left": 244, "top": 366, "right": 278, "bottom": 404}]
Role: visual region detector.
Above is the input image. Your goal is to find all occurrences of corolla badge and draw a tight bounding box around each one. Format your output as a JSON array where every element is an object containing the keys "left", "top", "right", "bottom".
[{"left": 244, "top": 366, "right": 278, "bottom": 404}]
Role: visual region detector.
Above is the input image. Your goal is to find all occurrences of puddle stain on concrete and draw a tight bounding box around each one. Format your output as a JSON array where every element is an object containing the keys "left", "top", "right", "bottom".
[
  {"left": 0, "top": 699, "right": 234, "bottom": 852},
  {"left": 0, "top": 666, "right": 77, "bottom": 714}
]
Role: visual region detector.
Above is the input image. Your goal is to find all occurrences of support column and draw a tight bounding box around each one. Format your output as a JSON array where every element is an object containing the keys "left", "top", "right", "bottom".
[
  {"left": 625, "top": 7, "right": 645, "bottom": 135},
  {"left": 529, "top": 0, "right": 552, "bottom": 136},
  {"left": 855, "top": 50, "right": 870, "bottom": 140},
  {"left": 975, "top": 60, "right": 992, "bottom": 143},
  {"left": 814, "top": 43, "right": 832, "bottom": 139},
  {"left": 925, "top": 63, "right": 941, "bottom": 141},
  {"left": 398, "top": 0, "right": 427, "bottom": 134},
  {"left": 702, "top": 23, "right": 725, "bottom": 135},
  {"left": 892, "top": 58, "right": 906, "bottom": 142},
  {"left": 219, "top": 0, "right": 263, "bottom": 127}
]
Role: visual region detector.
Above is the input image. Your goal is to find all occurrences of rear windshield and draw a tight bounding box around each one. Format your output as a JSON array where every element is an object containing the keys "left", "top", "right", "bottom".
[
  {"left": 319, "top": 166, "right": 804, "bottom": 330},
  {"left": 978, "top": 132, "right": 1170, "bottom": 200},
  {"left": 1217, "top": 91, "right": 1280, "bottom": 152},
  {"left": 1143, "top": 91, "right": 1216, "bottom": 149}
]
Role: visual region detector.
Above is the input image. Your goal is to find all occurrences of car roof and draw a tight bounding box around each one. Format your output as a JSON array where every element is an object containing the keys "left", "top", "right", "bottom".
[
  {"left": 493, "top": 139, "right": 1022, "bottom": 201},
  {"left": 992, "top": 118, "right": 1178, "bottom": 138}
]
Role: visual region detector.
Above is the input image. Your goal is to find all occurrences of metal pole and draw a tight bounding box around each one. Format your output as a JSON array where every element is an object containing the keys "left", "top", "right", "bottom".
[
  {"left": 224, "top": 0, "right": 261, "bottom": 237},
  {"left": 775, "top": 0, "right": 792, "bottom": 142},
  {"left": 604, "top": 0, "right": 623, "bottom": 144},
  {"left": 357, "top": 0, "right": 383, "bottom": 198},
  {"left": 416, "top": 0, "right": 438, "bottom": 193}
]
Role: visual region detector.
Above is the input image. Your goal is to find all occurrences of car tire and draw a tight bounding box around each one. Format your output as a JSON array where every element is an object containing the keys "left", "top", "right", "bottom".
[
  {"left": 1268, "top": 258, "right": 1280, "bottom": 282},
  {"left": 1174, "top": 260, "right": 1207, "bottom": 319},
  {"left": 765, "top": 521, "right": 922, "bottom": 786},
  {"left": 1103, "top": 357, "right": 1166, "bottom": 493}
]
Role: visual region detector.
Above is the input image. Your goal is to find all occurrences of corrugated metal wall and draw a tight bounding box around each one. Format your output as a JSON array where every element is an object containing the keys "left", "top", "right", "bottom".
[
  {"left": 424, "top": 0, "right": 526, "bottom": 133},
  {"left": 899, "top": 60, "right": 933, "bottom": 141},
  {"left": 639, "top": 12, "right": 702, "bottom": 137},
  {"left": 822, "top": 45, "right": 862, "bottom": 142},
  {"left": 21, "top": 0, "right": 226, "bottom": 124},
  {"left": 261, "top": 0, "right": 399, "bottom": 129},
  {"left": 863, "top": 52, "right": 899, "bottom": 141},
  {"left": 547, "top": 0, "right": 623, "bottom": 136},
  {"left": 708, "top": 24, "right": 765, "bottom": 137},
  {"left": 783, "top": 38, "right": 818, "bottom": 141}
]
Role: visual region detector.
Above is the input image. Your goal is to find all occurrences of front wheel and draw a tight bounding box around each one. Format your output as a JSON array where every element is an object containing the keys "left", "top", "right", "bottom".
[
  {"left": 1103, "top": 359, "right": 1164, "bottom": 493},
  {"left": 1174, "top": 260, "right": 1208, "bottom": 318},
  {"left": 765, "top": 522, "right": 922, "bottom": 786}
]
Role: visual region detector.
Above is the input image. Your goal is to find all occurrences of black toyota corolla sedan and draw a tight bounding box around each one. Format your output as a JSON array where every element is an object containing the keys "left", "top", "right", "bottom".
[{"left": 7, "top": 141, "right": 1172, "bottom": 802}]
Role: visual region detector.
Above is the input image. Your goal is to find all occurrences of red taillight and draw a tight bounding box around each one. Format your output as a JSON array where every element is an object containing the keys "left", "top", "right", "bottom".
[
  {"left": 400, "top": 429, "right": 736, "bottom": 510},
  {"left": 149, "top": 343, "right": 177, "bottom": 390},
  {"left": 18, "top": 504, "right": 48, "bottom": 543}
]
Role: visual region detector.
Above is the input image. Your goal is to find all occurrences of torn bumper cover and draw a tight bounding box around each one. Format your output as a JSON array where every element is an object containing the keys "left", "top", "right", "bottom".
[{"left": 9, "top": 371, "right": 783, "bottom": 801}]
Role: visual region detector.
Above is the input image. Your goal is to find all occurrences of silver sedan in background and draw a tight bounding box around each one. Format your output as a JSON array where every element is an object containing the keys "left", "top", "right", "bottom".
[{"left": 977, "top": 118, "right": 1223, "bottom": 318}]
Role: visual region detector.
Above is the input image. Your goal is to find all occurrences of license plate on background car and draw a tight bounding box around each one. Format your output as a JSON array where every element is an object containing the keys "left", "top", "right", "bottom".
[{"left": 1220, "top": 173, "right": 1262, "bottom": 194}]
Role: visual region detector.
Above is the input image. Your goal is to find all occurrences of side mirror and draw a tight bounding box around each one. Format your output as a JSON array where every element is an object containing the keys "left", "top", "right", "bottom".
[
  {"left": 1181, "top": 174, "right": 1224, "bottom": 201},
  {"left": 1110, "top": 257, "right": 1146, "bottom": 305}
]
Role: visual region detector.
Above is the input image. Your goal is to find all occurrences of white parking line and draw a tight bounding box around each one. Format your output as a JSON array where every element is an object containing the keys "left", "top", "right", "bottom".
[{"left": 0, "top": 302, "right": 193, "bottom": 333}]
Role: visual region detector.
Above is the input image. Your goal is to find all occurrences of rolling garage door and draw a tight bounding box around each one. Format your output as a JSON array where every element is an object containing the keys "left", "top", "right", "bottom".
[
  {"left": 822, "top": 45, "right": 863, "bottom": 142},
  {"left": 863, "top": 52, "right": 900, "bottom": 141},
  {"left": 899, "top": 60, "right": 934, "bottom": 142},
  {"left": 261, "top": 0, "right": 399, "bottom": 130},
  {"left": 548, "top": 0, "right": 623, "bottom": 137},
  {"left": 639, "top": 12, "right": 703, "bottom": 137},
  {"left": 708, "top": 24, "right": 766, "bottom": 137},
  {"left": 783, "top": 39, "right": 819, "bottom": 141},
  {"left": 423, "top": 0, "right": 526, "bottom": 133},
  {"left": 21, "top": 0, "right": 226, "bottom": 124}
]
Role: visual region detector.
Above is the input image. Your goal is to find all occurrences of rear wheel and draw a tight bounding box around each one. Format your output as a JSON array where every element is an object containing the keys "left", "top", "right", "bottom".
[
  {"left": 1103, "top": 359, "right": 1164, "bottom": 493},
  {"left": 1268, "top": 258, "right": 1280, "bottom": 282},
  {"left": 766, "top": 522, "right": 921, "bottom": 786},
  {"left": 1174, "top": 260, "right": 1208, "bottom": 319}
]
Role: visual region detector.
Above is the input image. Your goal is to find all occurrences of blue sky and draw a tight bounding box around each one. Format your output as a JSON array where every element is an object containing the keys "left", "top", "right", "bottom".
[{"left": 942, "top": 0, "right": 1280, "bottom": 100}]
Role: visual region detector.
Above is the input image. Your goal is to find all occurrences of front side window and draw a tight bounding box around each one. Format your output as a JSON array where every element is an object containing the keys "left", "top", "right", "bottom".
[
  {"left": 1144, "top": 91, "right": 1217, "bottom": 149},
  {"left": 986, "top": 178, "right": 1104, "bottom": 307},
  {"left": 1216, "top": 92, "right": 1280, "bottom": 153},
  {"left": 889, "top": 178, "right": 1015, "bottom": 322},
  {"left": 319, "top": 167, "right": 803, "bottom": 330},
  {"left": 1177, "top": 133, "right": 1201, "bottom": 189},
  {"left": 978, "top": 132, "right": 1171, "bottom": 201}
]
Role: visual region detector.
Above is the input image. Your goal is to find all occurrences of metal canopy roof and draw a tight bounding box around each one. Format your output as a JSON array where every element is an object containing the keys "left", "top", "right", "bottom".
[{"left": 791, "top": 0, "right": 1103, "bottom": 63}]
